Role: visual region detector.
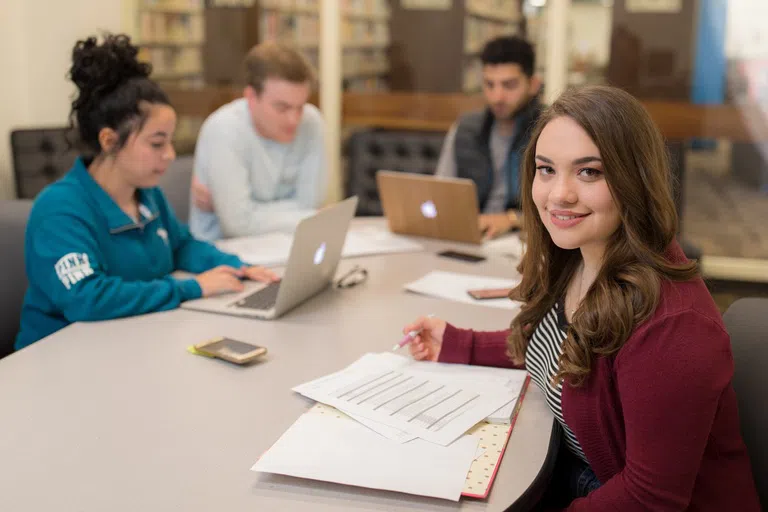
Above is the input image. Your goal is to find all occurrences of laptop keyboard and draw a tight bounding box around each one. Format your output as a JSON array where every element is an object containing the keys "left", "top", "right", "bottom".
[{"left": 234, "top": 282, "right": 281, "bottom": 310}]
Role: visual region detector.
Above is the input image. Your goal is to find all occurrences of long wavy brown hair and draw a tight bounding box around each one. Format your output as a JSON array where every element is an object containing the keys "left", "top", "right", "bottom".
[{"left": 508, "top": 85, "right": 698, "bottom": 386}]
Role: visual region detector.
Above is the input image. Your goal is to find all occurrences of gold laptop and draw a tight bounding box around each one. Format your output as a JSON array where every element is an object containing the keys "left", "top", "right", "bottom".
[{"left": 376, "top": 170, "right": 483, "bottom": 244}]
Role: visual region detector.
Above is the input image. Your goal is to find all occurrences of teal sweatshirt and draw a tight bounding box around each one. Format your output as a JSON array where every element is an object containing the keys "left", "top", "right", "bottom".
[{"left": 15, "top": 157, "right": 243, "bottom": 350}]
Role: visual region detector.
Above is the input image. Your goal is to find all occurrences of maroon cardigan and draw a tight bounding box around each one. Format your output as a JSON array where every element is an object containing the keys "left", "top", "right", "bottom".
[{"left": 440, "top": 268, "right": 759, "bottom": 510}]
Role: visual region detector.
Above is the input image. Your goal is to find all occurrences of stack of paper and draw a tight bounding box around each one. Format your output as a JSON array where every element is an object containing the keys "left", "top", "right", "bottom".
[
  {"left": 216, "top": 227, "right": 424, "bottom": 267},
  {"left": 252, "top": 408, "right": 479, "bottom": 501},
  {"left": 292, "top": 353, "right": 520, "bottom": 446},
  {"left": 404, "top": 270, "right": 521, "bottom": 310},
  {"left": 251, "top": 353, "right": 528, "bottom": 501}
]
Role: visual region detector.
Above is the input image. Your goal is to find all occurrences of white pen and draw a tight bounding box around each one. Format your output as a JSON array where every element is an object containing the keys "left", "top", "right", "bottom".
[{"left": 391, "top": 314, "right": 435, "bottom": 351}]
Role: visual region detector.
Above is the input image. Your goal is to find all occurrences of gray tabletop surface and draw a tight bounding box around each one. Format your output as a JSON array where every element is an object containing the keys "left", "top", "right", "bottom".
[{"left": 0, "top": 220, "right": 554, "bottom": 511}]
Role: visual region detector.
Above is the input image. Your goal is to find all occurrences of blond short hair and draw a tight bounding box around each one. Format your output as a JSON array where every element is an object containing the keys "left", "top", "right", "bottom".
[{"left": 244, "top": 41, "right": 316, "bottom": 93}]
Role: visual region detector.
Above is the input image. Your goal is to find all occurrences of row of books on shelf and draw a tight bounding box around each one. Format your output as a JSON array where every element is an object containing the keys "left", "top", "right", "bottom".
[
  {"left": 260, "top": 0, "right": 316, "bottom": 13},
  {"left": 139, "top": 10, "right": 204, "bottom": 44},
  {"left": 138, "top": 47, "right": 202, "bottom": 78},
  {"left": 259, "top": 11, "right": 389, "bottom": 49},
  {"left": 141, "top": 0, "right": 204, "bottom": 12},
  {"left": 154, "top": 75, "right": 206, "bottom": 90},
  {"left": 174, "top": 116, "right": 206, "bottom": 148},
  {"left": 465, "top": 0, "right": 520, "bottom": 23},
  {"left": 260, "top": 12, "right": 319, "bottom": 47},
  {"left": 464, "top": 17, "right": 518, "bottom": 54},
  {"left": 463, "top": 58, "right": 484, "bottom": 93},
  {"left": 342, "top": 0, "right": 390, "bottom": 17},
  {"left": 260, "top": 0, "right": 389, "bottom": 19},
  {"left": 342, "top": 18, "right": 389, "bottom": 43},
  {"left": 208, "top": 0, "right": 256, "bottom": 6},
  {"left": 343, "top": 49, "right": 389, "bottom": 78}
]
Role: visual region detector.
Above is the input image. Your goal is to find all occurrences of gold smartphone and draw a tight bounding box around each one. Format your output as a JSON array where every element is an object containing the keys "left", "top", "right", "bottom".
[
  {"left": 467, "top": 288, "right": 512, "bottom": 300},
  {"left": 194, "top": 337, "right": 267, "bottom": 365}
]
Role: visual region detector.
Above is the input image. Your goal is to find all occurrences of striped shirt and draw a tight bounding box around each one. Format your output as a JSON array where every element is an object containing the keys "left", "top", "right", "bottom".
[{"left": 525, "top": 300, "right": 587, "bottom": 461}]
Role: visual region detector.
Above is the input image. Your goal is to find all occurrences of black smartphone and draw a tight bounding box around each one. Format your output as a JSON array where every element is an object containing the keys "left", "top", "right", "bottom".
[{"left": 437, "top": 250, "right": 487, "bottom": 263}]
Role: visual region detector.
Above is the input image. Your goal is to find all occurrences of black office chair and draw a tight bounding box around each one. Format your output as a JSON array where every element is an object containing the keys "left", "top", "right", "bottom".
[
  {"left": 11, "top": 127, "right": 78, "bottom": 199},
  {"left": 158, "top": 155, "right": 194, "bottom": 224},
  {"left": 0, "top": 200, "right": 33, "bottom": 358},
  {"left": 345, "top": 128, "right": 445, "bottom": 216},
  {"left": 723, "top": 297, "right": 768, "bottom": 508}
]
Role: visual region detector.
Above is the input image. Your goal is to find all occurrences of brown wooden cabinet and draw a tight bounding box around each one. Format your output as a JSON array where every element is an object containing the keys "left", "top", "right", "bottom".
[
  {"left": 607, "top": 0, "right": 697, "bottom": 100},
  {"left": 388, "top": 0, "right": 523, "bottom": 93},
  {"left": 203, "top": 3, "right": 262, "bottom": 86}
]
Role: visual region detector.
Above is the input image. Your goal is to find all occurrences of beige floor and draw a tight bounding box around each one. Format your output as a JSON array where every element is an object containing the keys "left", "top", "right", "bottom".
[
  {"left": 681, "top": 142, "right": 768, "bottom": 310},
  {"left": 683, "top": 142, "right": 768, "bottom": 260}
]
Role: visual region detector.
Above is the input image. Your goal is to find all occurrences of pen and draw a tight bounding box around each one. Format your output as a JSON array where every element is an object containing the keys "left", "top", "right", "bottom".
[{"left": 391, "top": 314, "right": 434, "bottom": 351}]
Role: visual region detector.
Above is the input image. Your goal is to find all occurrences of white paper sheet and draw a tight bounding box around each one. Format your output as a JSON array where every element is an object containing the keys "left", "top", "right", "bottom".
[
  {"left": 404, "top": 270, "right": 521, "bottom": 310},
  {"left": 293, "top": 353, "right": 519, "bottom": 446},
  {"left": 216, "top": 228, "right": 423, "bottom": 267},
  {"left": 216, "top": 232, "right": 294, "bottom": 267},
  {"left": 406, "top": 358, "right": 528, "bottom": 423},
  {"left": 483, "top": 233, "right": 525, "bottom": 259},
  {"left": 251, "top": 413, "right": 478, "bottom": 501},
  {"left": 346, "top": 411, "right": 417, "bottom": 443},
  {"left": 341, "top": 227, "right": 424, "bottom": 258},
  {"left": 487, "top": 399, "right": 518, "bottom": 424},
  {"left": 298, "top": 353, "right": 526, "bottom": 428}
]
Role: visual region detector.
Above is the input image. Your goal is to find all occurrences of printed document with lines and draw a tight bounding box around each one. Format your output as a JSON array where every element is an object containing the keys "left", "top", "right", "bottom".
[
  {"left": 293, "top": 353, "right": 522, "bottom": 446},
  {"left": 410, "top": 357, "right": 529, "bottom": 424}
]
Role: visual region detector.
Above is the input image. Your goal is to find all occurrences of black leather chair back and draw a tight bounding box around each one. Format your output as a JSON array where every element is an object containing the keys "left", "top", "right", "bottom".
[
  {"left": 345, "top": 129, "right": 445, "bottom": 216},
  {"left": 11, "top": 127, "right": 78, "bottom": 199}
]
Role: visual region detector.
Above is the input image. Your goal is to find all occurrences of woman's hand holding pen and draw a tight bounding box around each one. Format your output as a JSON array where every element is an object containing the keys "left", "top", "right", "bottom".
[{"left": 401, "top": 316, "right": 447, "bottom": 362}]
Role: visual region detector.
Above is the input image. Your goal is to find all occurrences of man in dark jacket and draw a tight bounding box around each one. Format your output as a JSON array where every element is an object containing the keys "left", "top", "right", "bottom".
[{"left": 436, "top": 36, "right": 542, "bottom": 238}]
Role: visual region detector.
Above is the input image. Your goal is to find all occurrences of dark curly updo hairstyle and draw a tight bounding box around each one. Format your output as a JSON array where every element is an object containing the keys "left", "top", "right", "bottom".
[{"left": 69, "top": 33, "right": 171, "bottom": 156}]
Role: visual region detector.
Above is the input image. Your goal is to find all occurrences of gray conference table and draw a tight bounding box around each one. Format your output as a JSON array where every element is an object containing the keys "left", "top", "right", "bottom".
[{"left": 0, "top": 221, "right": 556, "bottom": 511}]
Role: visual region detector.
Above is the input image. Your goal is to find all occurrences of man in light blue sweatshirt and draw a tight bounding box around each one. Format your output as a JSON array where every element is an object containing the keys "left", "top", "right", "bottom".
[{"left": 189, "top": 41, "right": 328, "bottom": 241}]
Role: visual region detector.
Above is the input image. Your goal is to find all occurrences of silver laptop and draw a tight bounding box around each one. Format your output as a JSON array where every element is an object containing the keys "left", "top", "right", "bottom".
[
  {"left": 376, "top": 170, "right": 483, "bottom": 244},
  {"left": 182, "top": 196, "right": 358, "bottom": 320}
]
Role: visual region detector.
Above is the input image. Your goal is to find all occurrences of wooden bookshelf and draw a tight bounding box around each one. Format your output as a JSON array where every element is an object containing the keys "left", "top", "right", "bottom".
[
  {"left": 257, "top": 0, "right": 392, "bottom": 92},
  {"left": 139, "top": 4, "right": 204, "bottom": 15},
  {"left": 139, "top": 40, "right": 204, "bottom": 47},
  {"left": 465, "top": 1, "right": 521, "bottom": 23},
  {"left": 463, "top": 0, "right": 523, "bottom": 93},
  {"left": 344, "top": 10, "right": 390, "bottom": 22},
  {"left": 135, "top": 0, "right": 206, "bottom": 88}
]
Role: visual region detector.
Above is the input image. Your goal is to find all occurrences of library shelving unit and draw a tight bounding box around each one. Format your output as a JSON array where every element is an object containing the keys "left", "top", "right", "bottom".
[
  {"left": 135, "top": 0, "right": 206, "bottom": 151},
  {"left": 258, "top": 0, "right": 392, "bottom": 92},
  {"left": 136, "top": 0, "right": 206, "bottom": 88},
  {"left": 462, "top": 0, "right": 523, "bottom": 93}
]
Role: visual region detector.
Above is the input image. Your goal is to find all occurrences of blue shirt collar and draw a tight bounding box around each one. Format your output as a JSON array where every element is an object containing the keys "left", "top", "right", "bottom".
[{"left": 71, "top": 157, "right": 160, "bottom": 233}]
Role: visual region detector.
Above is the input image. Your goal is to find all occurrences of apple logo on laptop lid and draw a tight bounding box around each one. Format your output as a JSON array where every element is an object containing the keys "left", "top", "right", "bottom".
[
  {"left": 420, "top": 200, "right": 438, "bottom": 219},
  {"left": 314, "top": 242, "right": 327, "bottom": 265}
]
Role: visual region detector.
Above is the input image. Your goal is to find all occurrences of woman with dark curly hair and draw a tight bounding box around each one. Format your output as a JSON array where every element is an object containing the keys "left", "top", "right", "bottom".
[
  {"left": 16, "top": 34, "right": 278, "bottom": 350},
  {"left": 402, "top": 85, "right": 759, "bottom": 510}
]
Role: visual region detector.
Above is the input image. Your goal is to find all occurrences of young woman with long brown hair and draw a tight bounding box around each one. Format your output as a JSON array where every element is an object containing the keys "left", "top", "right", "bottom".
[{"left": 403, "top": 85, "right": 759, "bottom": 510}]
